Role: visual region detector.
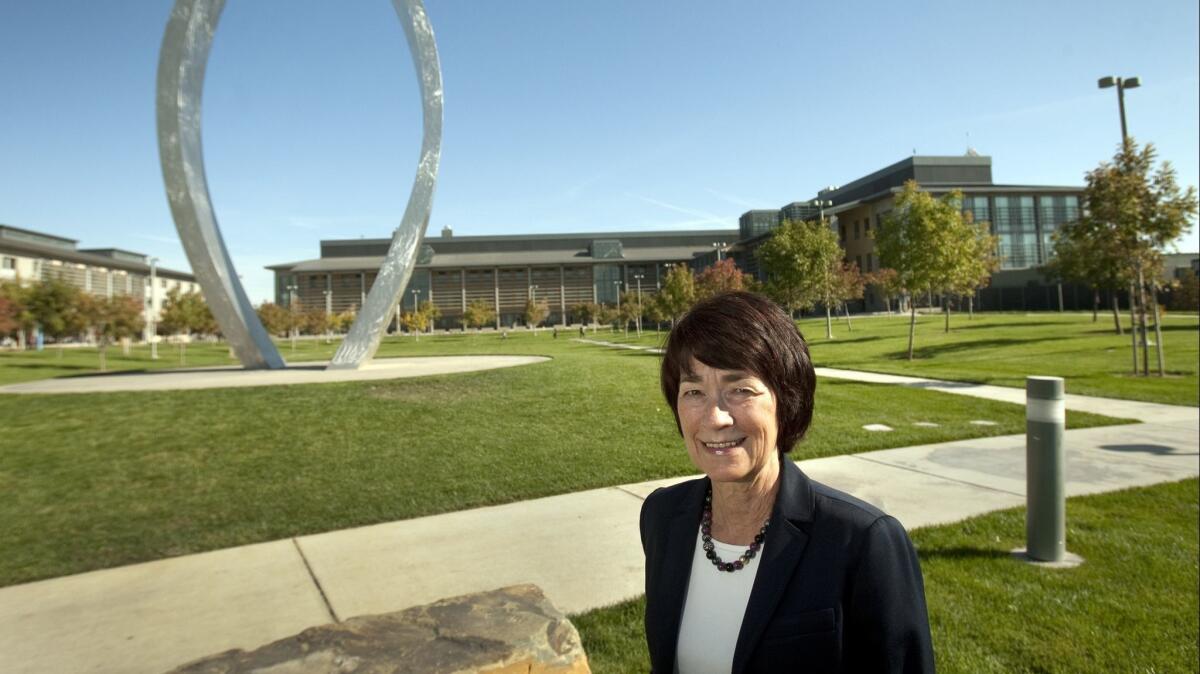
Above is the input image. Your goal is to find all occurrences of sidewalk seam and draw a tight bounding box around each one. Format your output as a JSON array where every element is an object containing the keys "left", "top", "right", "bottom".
[
  {"left": 293, "top": 538, "right": 340, "bottom": 623},
  {"left": 850, "top": 455, "right": 1026, "bottom": 497},
  {"left": 614, "top": 486, "right": 648, "bottom": 501}
]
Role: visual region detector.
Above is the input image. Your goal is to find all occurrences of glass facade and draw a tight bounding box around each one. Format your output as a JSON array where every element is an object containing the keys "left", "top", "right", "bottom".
[
  {"left": 1037, "top": 195, "right": 1080, "bottom": 261},
  {"left": 593, "top": 264, "right": 622, "bottom": 304},
  {"left": 963, "top": 193, "right": 1079, "bottom": 270}
]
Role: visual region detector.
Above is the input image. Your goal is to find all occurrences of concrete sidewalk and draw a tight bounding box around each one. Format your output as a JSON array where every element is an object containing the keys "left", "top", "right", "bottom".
[{"left": 1, "top": 373, "right": 1195, "bottom": 673}]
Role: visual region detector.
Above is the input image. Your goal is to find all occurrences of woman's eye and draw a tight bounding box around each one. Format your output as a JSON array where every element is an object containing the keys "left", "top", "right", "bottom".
[{"left": 681, "top": 389, "right": 702, "bottom": 398}]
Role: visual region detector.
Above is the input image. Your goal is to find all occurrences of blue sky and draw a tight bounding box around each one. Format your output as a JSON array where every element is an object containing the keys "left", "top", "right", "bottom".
[{"left": 2, "top": 0, "right": 1197, "bottom": 304}]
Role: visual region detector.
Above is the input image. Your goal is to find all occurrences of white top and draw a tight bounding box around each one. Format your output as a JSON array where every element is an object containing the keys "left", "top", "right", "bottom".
[{"left": 675, "top": 529, "right": 763, "bottom": 674}]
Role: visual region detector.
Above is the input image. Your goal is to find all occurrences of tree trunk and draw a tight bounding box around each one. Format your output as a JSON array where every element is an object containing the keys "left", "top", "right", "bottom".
[
  {"left": 1110, "top": 291, "right": 1122, "bottom": 335},
  {"left": 825, "top": 305, "right": 833, "bottom": 339},
  {"left": 99, "top": 343, "right": 107, "bottom": 372},
  {"left": 1137, "top": 268, "right": 1150, "bottom": 377},
  {"left": 843, "top": 302, "right": 853, "bottom": 332},
  {"left": 180, "top": 341, "right": 187, "bottom": 366},
  {"left": 1057, "top": 284, "right": 1064, "bottom": 313},
  {"left": 1128, "top": 282, "right": 1139, "bottom": 375},
  {"left": 968, "top": 295, "right": 974, "bottom": 319},
  {"left": 1092, "top": 288, "right": 1099, "bottom": 322},
  {"left": 17, "top": 329, "right": 25, "bottom": 350},
  {"left": 943, "top": 295, "right": 950, "bottom": 333},
  {"left": 907, "top": 303, "right": 917, "bottom": 360},
  {"left": 1150, "top": 284, "right": 1165, "bottom": 376}
]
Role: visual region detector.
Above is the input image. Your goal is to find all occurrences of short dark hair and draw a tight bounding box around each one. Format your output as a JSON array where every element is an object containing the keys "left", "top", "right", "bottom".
[{"left": 660, "top": 291, "right": 815, "bottom": 453}]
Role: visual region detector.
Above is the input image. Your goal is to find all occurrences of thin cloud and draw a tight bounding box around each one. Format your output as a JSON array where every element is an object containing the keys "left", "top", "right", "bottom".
[
  {"left": 631, "top": 194, "right": 728, "bottom": 223},
  {"left": 132, "top": 233, "right": 179, "bottom": 245},
  {"left": 704, "top": 188, "right": 763, "bottom": 209}
]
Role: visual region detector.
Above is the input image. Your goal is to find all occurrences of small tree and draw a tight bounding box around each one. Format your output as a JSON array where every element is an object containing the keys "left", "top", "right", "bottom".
[
  {"left": 256, "top": 302, "right": 290, "bottom": 337},
  {"left": 756, "top": 218, "right": 843, "bottom": 336},
  {"left": 400, "top": 310, "right": 428, "bottom": 341},
  {"left": 657, "top": 264, "right": 696, "bottom": 325},
  {"left": 570, "top": 302, "right": 600, "bottom": 330},
  {"left": 0, "top": 281, "right": 31, "bottom": 347},
  {"left": 867, "top": 268, "right": 904, "bottom": 314},
  {"left": 876, "top": 181, "right": 996, "bottom": 359},
  {"left": 595, "top": 303, "right": 619, "bottom": 333},
  {"left": 463, "top": 299, "right": 496, "bottom": 333},
  {"left": 1168, "top": 269, "right": 1199, "bottom": 312},
  {"left": 1046, "top": 224, "right": 1129, "bottom": 331},
  {"left": 618, "top": 290, "right": 642, "bottom": 336},
  {"left": 831, "top": 263, "right": 867, "bottom": 332},
  {"left": 159, "top": 288, "right": 210, "bottom": 364},
  {"left": 79, "top": 295, "right": 144, "bottom": 371},
  {"left": 523, "top": 298, "right": 550, "bottom": 332},
  {"left": 643, "top": 293, "right": 669, "bottom": 332},
  {"left": 1079, "top": 138, "right": 1197, "bottom": 376},
  {"left": 25, "top": 277, "right": 86, "bottom": 354},
  {"left": 695, "top": 258, "right": 749, "bottom": 302},
  {"left": 419, "top": 300, "right": 441, "bottom": 333},
  {"left": 937, "top": 205, "right": 999, "bottom": 331}
]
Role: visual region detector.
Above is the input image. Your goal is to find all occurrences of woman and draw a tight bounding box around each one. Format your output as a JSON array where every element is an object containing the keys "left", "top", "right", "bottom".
[{"left": 641, "top": 292, "right": 934, "bottom": 673}]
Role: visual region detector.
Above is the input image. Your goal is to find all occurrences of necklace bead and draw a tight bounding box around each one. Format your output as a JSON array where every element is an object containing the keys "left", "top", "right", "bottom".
[{"left": 700, "top": 486, "right": 770, "bottom": 573}]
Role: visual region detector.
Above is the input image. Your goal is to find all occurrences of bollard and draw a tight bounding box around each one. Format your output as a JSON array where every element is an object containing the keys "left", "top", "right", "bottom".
[{"left": 1026, "top": 376, "right": 1065, "bottom": 562}]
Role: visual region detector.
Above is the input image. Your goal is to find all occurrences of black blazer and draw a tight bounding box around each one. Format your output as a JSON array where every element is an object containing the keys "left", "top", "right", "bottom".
[{"left": 640, "top": 456, "right": 935, "bottom": 673}]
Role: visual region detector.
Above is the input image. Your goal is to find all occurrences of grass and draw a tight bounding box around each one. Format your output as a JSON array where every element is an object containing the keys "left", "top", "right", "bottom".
[
  {"left": 572, "top": 478, "right": 1200, "bottom": 673},
  {"left": 0, "top": 332, "right": 1127, "bottom": 587},
  {"left": 612, "top": 312, "right": 1200, "bottom": 406}
]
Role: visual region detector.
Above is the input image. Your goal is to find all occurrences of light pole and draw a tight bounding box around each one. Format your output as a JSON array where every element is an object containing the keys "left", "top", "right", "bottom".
[
  {"left": 1098, "top": 75, "right": 1140, "bottom": 143},
  {"left": 410, "top": 288, "right": 421, "bottom": 336},
  {"left": 1099, "top": 74, "right": 1152, "bottom": 375},
  {"left": 286, "top": 283, "right": 299, "bottom": 351},
  {"left": 323, "top": 289, "right": 332, "bottom": 343},
  {"left": 147, "top": 257, "right": 159, "bottom": 360},
  {"left": 529, "top": 285, "right": 539, "bottom": 332},
  {"left": 633, "top": 273, "right": 644, "bottom": 337},
  {"left": 711, "top": 242, "right": 726, "bottom": 262},
  {"left": 810, "top": 199, "right": 833, "bottom": 222}
]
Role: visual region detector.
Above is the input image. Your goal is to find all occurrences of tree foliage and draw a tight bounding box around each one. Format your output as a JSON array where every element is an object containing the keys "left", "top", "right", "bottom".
[
  {"left": 256, "top": 302, "right": 290, "bottom": 336},
  {"left": 657, "top": 264, "right": 695, "bottom": 323},
  {"left": 755, "top": 218, "right": 842, "bottom": 317},
  {"left": 695, "top": 258, "right": 749, "bottom": 301},
  {"left": 25, "top": 277, "right": 85, "bottom": 342},
  {"left": 523, "top": 298, "right": 549, "bottom": 329},
  {"left": 875, "top": 181, "right": 998, "bottom": 358},
  {"left": 78, "top": 295, "right": 144, "bottom": 370},
  {"left": 463, "top": 299, "right": 496, "bottom": 331}
]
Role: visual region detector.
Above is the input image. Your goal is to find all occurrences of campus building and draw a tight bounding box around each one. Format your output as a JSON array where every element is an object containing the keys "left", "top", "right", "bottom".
[
  {"left": 726, "top": 154, "right": 1089, "bottom": 311},
  {"left": 267, "top": 153, "right": 1195, "bottom": 323},
  {"left": 0, "top": 224, "right": 199, "bottom": 338},
  {"left": 267, "top": 228, "right": 739, "bottom": 329}
]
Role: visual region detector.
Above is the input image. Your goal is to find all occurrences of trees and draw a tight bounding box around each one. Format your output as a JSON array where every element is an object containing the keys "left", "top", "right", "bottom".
[
  {"left": 523, "top": 298, "right": 549, "bottom": 332},
  {"left": 0, "top": 281, "right": 32, "bottom": 348},
  {"left": 657, "top": 264, "right": 695, "bottom": 326},
  {"left": 256, "top": 302, "right": 290, "bottom": 337},
  {"left": 695, "top": 258, "right": 749, "bottom": 302},
  {"left": 419, "top": 300, "right": 441, "bottom": 333},
  {"left": 463, "top": 299, "right": 496, "bottom": 333},
  {"left": 400, "top": 309, "right": 428, "bottom": 341},
  {"left": 876, "top": 181, "right": 998, "bottom": 359},
  {"left": 1046, "top": 222, "right": 1129, "bottom": 332},
  {"left": 570, "top": 302, "right": 601, "bottom": 330},
  {"left": 618, "top": 290, "right": 642, "bottom": 336},
  {"left": 25, "top": 277, "right": 86, "bottom": 352},
  {"left": 755, "top": 218, "right": 843, "bottom": 337},
  {"left": 79, "top": 295, "right": 144, "bottom": 371},
  {"left": 159, "top": 288, "right": 212, "bottom": 364},
  {"left": 1073, "top": 138, "right": 1197, "bottom": 376}
]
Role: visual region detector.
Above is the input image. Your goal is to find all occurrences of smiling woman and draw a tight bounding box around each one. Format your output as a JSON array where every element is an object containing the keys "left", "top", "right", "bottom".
[{"left": 641, "top": 291, "right": 935, "bottom": 673}]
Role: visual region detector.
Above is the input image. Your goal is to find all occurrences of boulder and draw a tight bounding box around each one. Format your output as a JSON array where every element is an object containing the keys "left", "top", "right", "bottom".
[{"left": 169, "top": 584, "right": 590, "bottom": 674}]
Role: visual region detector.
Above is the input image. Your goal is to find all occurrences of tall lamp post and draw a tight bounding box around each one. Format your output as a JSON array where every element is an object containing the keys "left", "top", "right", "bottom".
[
  {"left": 1099, "top": 75, "right": 1150, "bottom": 375},
  {"left": 633, "top": 273, "right": 644, "bottom": 337},
  {"left": 286, "top": 283, "right": 299, "bottom": 351},
  {"left": 810, "top": 199, "right": 833, "bottom": 222},
  {"left": 322, "top": 289, "right": 332, "bottom": 343},
  {"left": 1098, "top": 76, "right": 1140, "bottom": 143},
  {"left": 147, "top": 257, "right": 159, "bottom": 360}
]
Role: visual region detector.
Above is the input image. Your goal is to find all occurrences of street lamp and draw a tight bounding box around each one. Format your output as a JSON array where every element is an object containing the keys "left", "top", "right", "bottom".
[
  {"left": 147, "top": 256, "right": 159, "bottom": 360},
  {"left": 286, "top": 283, "right": 299, "bottom": 351},
  {"left": 1098, "top": 75, "right": 1140, "bottom": 143},
  {"left": 633, "top": 273, "right": 644, "bottom": 337},
  {"left": 1099, "top": 74, "right": 1149, "bottom": 374},
  {"left": 322, "top": 289, "right": 332, "bottom": 343},
  {"left": 810, "top": 199, "right": 833, "bottom": 222},
  {"left": 711, "top": 242, "right": 726, "bottom": 262}
]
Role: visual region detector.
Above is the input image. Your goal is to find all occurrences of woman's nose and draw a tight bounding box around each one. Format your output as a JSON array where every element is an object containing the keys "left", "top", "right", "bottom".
[{"left": 703, "top": 397, "right": 734, "bottom": 426}]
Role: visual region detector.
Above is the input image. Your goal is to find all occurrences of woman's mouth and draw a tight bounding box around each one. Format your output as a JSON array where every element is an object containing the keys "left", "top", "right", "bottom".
[{"left": 702, "top": 438, "right": 745, "bottom": 454}]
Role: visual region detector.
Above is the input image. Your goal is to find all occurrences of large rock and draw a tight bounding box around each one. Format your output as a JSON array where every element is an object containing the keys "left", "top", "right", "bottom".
[{"left": 169, "top": 584, "right": 590, "bottom": 674}]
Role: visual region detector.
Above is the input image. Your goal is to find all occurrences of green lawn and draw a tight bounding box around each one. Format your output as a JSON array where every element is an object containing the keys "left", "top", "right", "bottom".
[
  {"left": 0, "top": 332, "right": 1126, "bottom": 587},
  {"left": 613, "top": 312, "right": 1200, "bottom": 406},
  {"left": 573, "top": 478, "right": 1200, "bottom": 673}
]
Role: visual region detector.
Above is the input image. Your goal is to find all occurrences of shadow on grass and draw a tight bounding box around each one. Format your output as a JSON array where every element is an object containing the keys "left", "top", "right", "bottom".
[
  {"left": 945, "top": 320, "right": 1060, "bottom": 331},
  {"left": 916, "top": 546, "right": 1011, "bottom": 561},
  {"left": 889, "top": 336, "right": 1062, "bottom": 360},
  {"left": 1099, "top": 443, "right": 1199, "bottom": 457}
]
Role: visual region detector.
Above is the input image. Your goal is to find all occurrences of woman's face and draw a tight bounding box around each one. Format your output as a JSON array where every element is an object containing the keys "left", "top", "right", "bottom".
[{"left": 677, "top": 358, "right": 779, "bottom": 484}]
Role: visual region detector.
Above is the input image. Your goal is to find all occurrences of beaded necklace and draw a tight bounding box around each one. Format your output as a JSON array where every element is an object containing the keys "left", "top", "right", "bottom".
[{"left": 700, "top": 486, "right": 770, "bottom": 573}]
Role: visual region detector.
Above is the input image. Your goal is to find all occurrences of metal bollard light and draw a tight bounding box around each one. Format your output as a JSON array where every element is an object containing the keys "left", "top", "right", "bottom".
[{"left": 1026, "top": 376, "right": 1065, "bottom": 562}]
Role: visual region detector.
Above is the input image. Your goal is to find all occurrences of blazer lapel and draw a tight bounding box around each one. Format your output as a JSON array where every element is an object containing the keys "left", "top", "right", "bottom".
[
  {"left": 731, "top": 456, "right": 815, "bottom": 674},
  {"left": 651, "top": 477, "right": 707, "bottom": 673}
]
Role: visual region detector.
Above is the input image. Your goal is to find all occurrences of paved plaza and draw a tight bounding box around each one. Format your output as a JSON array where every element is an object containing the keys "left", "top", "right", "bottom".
[{"left": 0, "top": 354, "right": 1196, "bottom": 673}]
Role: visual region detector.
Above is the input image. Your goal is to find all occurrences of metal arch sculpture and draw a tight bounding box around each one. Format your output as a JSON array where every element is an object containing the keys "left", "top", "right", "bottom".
[{"left": 156, "top": 0, "right": 443, "bottom": 371}]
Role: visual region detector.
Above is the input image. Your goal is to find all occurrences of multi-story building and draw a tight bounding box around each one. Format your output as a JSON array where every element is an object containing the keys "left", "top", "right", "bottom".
[
  {"left": 268, "top": 227, "right": 740, "bottom": 329},
  {"left": 730, "top": 155, "right": 1088, "bottom": 311},
  {"left": 0, "top": 224, "right": 198, "bottom": 339}
]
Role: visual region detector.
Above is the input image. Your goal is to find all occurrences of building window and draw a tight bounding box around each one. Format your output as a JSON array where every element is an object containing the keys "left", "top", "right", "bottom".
[
  {"left": 854, "top": 221, "right": 860, "bottom": 240},
  {"left": 839, "top": 225, "right": 846, "bottom": 242},
  {"left": 1, "top": 256, "right": 14, "bottom": 270},
  {"left": 866, "top": 253, "right": 873, "bottom": 272}
]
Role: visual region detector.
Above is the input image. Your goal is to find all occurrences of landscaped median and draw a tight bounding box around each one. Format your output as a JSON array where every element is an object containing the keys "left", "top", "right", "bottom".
[
  {"left": 573, "top": 478, "right": 1200, "bottom": 673},
  {"left": 0, "top": 331, "right": 1132, "bottom": 587}
]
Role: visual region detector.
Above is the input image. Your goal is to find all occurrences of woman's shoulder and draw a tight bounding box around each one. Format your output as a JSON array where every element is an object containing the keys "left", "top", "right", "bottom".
[{"left": 807, "top": 478, "right": 897, "bottom": 532}]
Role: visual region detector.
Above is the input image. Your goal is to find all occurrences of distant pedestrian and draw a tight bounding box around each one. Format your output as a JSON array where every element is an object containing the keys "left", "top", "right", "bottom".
[
  {"left": 501, "top": 330, "right": 508, "bottom": 340},
  {"left": 579, "top": 325, "right": 586, "bottom": 338},
  {"left": 553, "top": 327, "right": 559, "bottom": 339}
]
